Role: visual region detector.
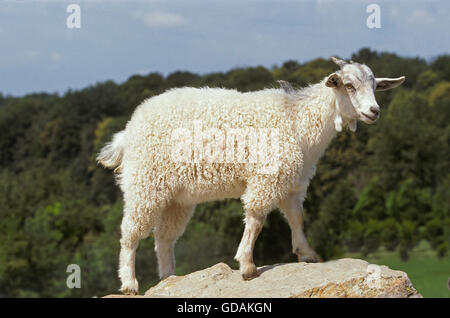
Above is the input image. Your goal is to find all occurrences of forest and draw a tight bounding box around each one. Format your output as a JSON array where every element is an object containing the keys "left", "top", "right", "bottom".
[{"left": 0, "top": 48, "right": 449, "bottom": 297}]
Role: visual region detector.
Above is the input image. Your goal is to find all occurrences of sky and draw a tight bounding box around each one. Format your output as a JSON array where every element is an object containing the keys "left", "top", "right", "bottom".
[{"left": 0, "top": 0, "right": 449, "bottom": 96}]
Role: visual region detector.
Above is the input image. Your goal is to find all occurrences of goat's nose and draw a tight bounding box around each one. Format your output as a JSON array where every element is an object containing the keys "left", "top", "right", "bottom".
[{"left": 370, "top": 106, "right": 380, "bottom": 116}]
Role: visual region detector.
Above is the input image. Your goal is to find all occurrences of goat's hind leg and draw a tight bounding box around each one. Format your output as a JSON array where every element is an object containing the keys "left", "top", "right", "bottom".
[
  {"left": 119, "top": 212, "right": 147, "bottom": 295},
  {"left": 118, "top": 186, "right": 166, "bottom": 295},
  {"left": 154, "top": 203, "right": 195, "bottom": 280}
]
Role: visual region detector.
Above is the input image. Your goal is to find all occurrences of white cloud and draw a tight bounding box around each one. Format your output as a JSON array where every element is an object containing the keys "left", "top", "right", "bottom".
[
  {"left": 26, "top": 50, "right": 39, "bottom": 59},
  {"left": 134, "top": 10, "right": 186, "bottom": 28},
  {"left": 406, "top": 9, "right": 435, "bottom": 25},
  {"left": 50, "top": 52, "right": 61, "bottom": 62},
  {"left": 135, "top": 69, "right": 148, "bottom": 76},
  {"left": 389, "top": 7, "right": 398, "bottom": 19}
]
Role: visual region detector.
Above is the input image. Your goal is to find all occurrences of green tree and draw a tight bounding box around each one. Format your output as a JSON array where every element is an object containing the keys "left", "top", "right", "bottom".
[
  {"left": 380, "top": 218, "right": 400, "bottom": 251},
  {"left": 308, "top": 181, "right": 357, "bottom": 260},
  {"left": 353, "top": 177, "right": 386, "bottom": 222}
]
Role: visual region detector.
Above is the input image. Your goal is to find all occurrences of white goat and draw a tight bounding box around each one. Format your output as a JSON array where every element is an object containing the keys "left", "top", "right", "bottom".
[{"left": 97, "top": 57, "right": 405, "bottom": 295}]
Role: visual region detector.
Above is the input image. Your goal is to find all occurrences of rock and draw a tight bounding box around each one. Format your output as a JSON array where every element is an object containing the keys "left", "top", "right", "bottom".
[{"left": 104, "top": 258, "right": 422, "bottom": 298}]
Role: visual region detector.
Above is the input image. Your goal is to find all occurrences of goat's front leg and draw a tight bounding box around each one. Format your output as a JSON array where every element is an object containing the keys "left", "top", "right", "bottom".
[
  {"left": 235, "top": 212, "right": 266, "bottom": 280},
  {"left": 235, "top": 176, "right": 285, "bottom": 280},
  {"left": 278, "top": 192, "right": 321, "bottom": 263}
]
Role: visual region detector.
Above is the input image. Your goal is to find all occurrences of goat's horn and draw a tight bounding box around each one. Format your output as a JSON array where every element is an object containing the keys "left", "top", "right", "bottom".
[{"left": 331, "top": 56, "right": 348, "bottom": 68}]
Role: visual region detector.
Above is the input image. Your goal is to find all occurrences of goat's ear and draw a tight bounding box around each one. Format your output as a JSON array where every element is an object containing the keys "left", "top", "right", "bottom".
[
  {"left": 277, "top": 80, "right": 295, "bottom": 94},
  {"left": 375, "top": 76, "right": 405, "bottom": 91},
  {"left": 325, "top": 72, "right": 342, "bottom": 88}
]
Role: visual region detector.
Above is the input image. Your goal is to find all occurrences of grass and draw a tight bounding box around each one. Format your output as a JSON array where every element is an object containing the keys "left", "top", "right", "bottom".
[{"left": 342, "top": 241, "right": 450, "bottom": 298}]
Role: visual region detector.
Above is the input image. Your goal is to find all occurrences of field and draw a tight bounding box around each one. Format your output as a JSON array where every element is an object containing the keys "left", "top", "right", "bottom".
[{"left": 342, "top": 241, "right": 450, "bottom": 298}]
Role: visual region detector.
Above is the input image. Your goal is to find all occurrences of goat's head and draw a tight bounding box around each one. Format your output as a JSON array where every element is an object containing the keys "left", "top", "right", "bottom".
[{"left": 326, "top": 56, "right": 405, "bottom": 132}]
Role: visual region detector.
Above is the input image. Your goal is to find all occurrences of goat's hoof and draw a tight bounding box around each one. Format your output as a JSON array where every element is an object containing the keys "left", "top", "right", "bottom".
[
  {"left": 120, "top": 279, "right": 139, "bottom": 295},
  {"left": 121, "top": 287, "right": 138, "bottom": 296},
  {"left": 298, "top": 251, "right": 322, "bottom": 263},
  {"left": 241, "top": 263, "right": 259, "bottom": 280}
]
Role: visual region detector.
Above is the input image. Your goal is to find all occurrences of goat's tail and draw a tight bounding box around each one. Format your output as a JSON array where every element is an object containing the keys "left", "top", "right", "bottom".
[{"left": 97, "top": 130, "right": 126, "bottom": 172}]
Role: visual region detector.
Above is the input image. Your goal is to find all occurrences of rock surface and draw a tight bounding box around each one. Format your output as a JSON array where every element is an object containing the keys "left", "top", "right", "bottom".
[{"left": 105, "top": 258, "right": 422, "bottom": 298}]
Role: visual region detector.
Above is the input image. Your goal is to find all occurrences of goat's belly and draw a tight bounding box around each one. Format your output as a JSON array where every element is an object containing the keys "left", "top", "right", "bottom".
[{"left": 174, "top": 182, "right": 246, "bottom": 206}]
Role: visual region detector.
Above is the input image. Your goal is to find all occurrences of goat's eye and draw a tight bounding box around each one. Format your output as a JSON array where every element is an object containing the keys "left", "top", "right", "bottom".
[{"left": 345, "top": 83, "right": 355, "bottom": 90}]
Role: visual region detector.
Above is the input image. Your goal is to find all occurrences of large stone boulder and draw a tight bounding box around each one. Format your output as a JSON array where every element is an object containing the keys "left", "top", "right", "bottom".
[{"left": 105, "top": 258, "right": 422, "bottom": 298}]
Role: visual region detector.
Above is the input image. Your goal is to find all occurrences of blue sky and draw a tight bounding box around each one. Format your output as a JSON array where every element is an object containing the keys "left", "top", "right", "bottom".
[{"left": 0, "top": 0, "right": 449, "bottom": 96}]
